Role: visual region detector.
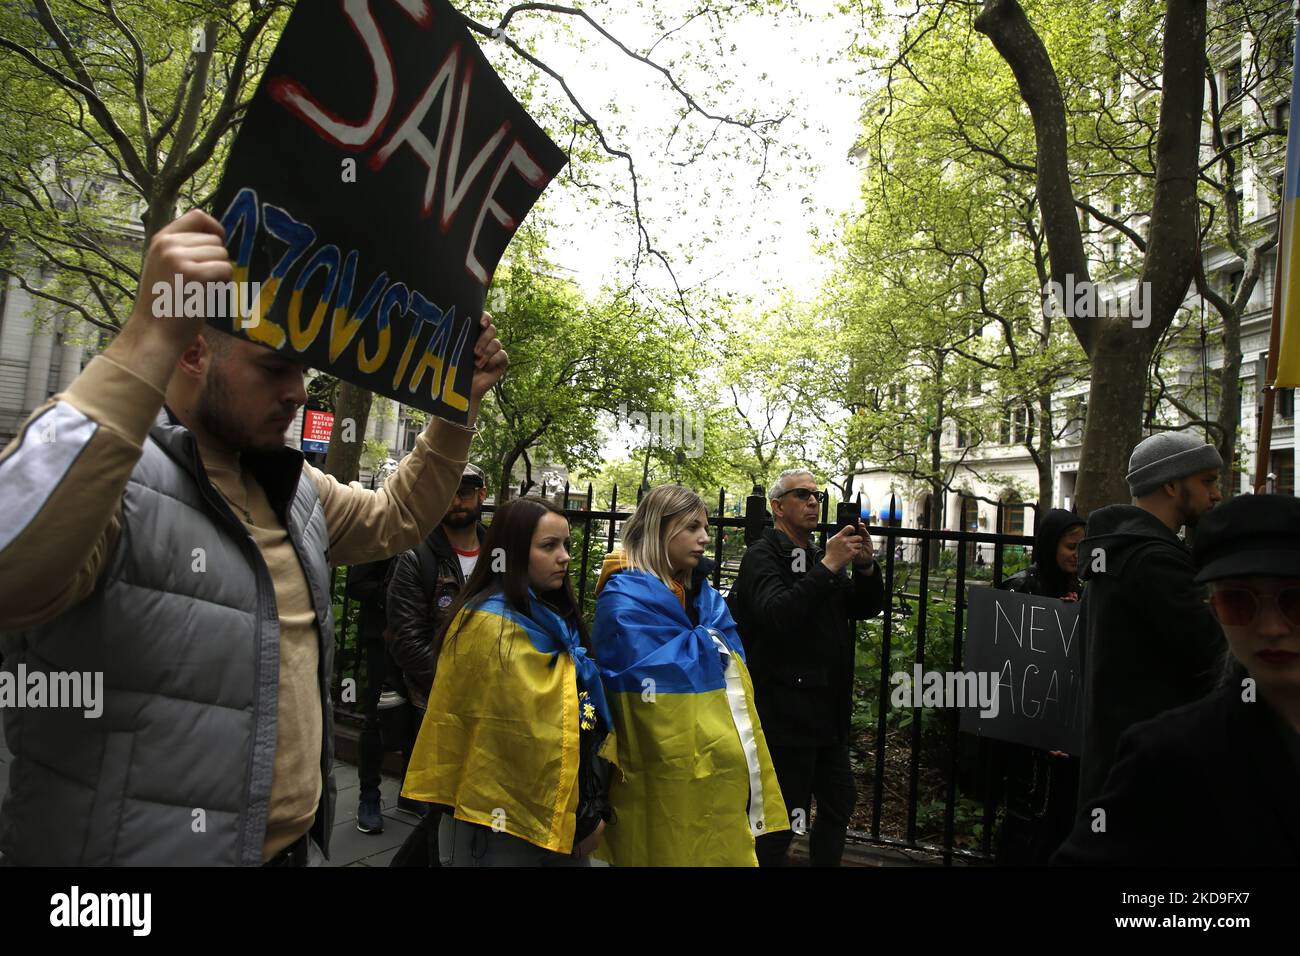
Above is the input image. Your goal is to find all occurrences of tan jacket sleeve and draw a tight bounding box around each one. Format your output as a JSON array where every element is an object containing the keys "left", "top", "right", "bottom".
[
  {"left": 0, "top": 355, "right": 165, "bottom": 629},
  {"left": 308, "top": 417, "right": 475, "bottom": 568}
]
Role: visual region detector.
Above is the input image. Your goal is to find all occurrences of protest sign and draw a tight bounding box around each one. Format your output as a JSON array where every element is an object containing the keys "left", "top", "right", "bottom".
[
  {"left": 209, "top": 0, "right": 566, "bottom": 424},
  {"left": 959, "top": 586, "right": 1083, "bottom": 753}
]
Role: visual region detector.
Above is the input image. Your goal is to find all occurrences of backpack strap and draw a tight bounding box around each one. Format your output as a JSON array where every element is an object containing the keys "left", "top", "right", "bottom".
[{"left": 414, "top": 537, "right": 443, "bottom": 598}]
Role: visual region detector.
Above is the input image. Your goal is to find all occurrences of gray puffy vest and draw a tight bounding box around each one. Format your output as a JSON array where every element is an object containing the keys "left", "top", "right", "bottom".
[{"left": 0, "top": 408, "right": 337, "bottom": 865}]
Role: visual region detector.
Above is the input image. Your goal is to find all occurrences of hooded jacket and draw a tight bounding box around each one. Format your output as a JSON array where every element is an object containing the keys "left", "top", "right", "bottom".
[
  {"left": 1074, "top": 504, "right": 1224, "bottom": 808},
  {"left": 1001, "top": 508, "right": 1085, "bottom": 600}
]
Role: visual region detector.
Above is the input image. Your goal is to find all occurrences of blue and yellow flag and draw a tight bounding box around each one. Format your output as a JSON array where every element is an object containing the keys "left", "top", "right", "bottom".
[
  {"left": 401, "top": 591, "right": 612, "bottom": 855},
  {"left": 592, "top": 558, "right": 788, "bottom": 866},
  {"left": 1275, "top": 34, "right": 1300, "bottom": 386}
]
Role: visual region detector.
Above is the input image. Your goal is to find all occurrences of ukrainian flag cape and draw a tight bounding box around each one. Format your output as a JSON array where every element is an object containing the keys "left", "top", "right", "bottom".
[
  {"left": 592, "top": 566, "right": 788, "bottom": 866},
  {"left": 401, "top": 591, "right": 613, "bottom": 854}
]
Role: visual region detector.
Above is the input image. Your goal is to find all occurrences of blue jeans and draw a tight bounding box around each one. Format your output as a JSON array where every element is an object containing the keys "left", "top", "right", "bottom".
[{"left": 437, "top": 813, "right": 590, "bottom": 867}]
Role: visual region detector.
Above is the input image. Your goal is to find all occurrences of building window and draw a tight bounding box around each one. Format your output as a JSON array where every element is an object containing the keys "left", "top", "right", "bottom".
[
  {"left": 1276, "top": 100, "right": 1290, "bottom": 134},
  {"left": 403, "top": 429, "right": 418, "bottom": 453},
  {"left": 1279, "top": 387, "right": 1295, "bottom": 421},
  {"left": 1224, "top": 59, "right": 1242, "bottom": 103},
  {"left": 1224, "top": 268, "right": 1244, "bottom": 297},
  {"left": 1271, "top": 450, "right": 1295, "bottom": 496},
  {"left": 1002, "top": 504, "right": 1026, "bottom": 535}
]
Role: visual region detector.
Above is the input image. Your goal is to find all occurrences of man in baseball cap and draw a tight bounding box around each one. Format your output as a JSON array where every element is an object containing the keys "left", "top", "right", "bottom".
[{"left": 1073, "top": 432, "right": 1226, "bottom": 811}]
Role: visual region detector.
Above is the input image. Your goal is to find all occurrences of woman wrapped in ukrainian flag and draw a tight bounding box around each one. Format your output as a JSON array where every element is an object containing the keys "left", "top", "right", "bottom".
[
  {"left": 592, "top": 485, "right": 787, "bottom": 866},
  {"left": 401, "top": 496, "right": 614, "bottom": 866}
]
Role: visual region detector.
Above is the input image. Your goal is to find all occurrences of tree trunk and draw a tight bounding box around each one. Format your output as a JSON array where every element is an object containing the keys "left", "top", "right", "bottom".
[
  {"left": 1217, "top": 317, "right": 1243, "bottom": 488},
  {"left": 930, "top": 385, "right": 944, "bottom": 572},
  {"left": 1075, "top": 328, "right": 1151, "bottom": 511},
  {"left": 977, "top": 0, "right": 1207, "bottom": 516},
  {"left": 499, "top": 445, "right": 525, "bottom": 504},
  {"left": 324, "top": 380, "right": 372, "bottom": 484},
  {"left": 1036, "top": 391, "right": 1054, "bottom": 509}
]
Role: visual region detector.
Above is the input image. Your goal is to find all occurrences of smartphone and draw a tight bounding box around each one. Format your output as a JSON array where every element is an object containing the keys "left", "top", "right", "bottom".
[{"left": 835, "top": 501, "right": 862, "bottom": 537}]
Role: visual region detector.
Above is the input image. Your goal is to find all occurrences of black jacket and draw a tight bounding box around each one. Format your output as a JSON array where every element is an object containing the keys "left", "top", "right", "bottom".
[
  {"left": 1075, "top": 505, "right": 1224, "bottom": 808},
  {"left": 1053, "top": 683, "right": 1300, "bottom": 865},
  {"left": 728, "top": 527, "right": 885, "bottom": 747},
  {"left": 385, "top": 523, "right": 486, "bottom": 710}
]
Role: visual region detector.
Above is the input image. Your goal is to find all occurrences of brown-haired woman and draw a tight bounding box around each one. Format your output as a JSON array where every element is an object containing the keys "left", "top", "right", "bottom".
[{"left": 400, "top": 496, "right": 614, "bottom": 866}]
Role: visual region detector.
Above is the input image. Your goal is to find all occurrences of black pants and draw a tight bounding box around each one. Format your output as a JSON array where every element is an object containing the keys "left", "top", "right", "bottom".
[
  {"left": 358, "top": 636, "right": 415, "bottom": 798},
  {"left": 995, "top": 743, "right": 1080, "bottom": 865},
  {"left": 757, "top": 743, "right": 857, "bottom": 867},
  {"left": 390, "top": 800, "right": 442, "bottom": 866}
]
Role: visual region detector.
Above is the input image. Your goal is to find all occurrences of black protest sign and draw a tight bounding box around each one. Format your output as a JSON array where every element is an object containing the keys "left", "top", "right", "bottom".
[
  {"left": 959, "top": 587, "right": 1083, "bottom": 753},
  {"left": 210, "top": 0, "right": 566, "bottom": 423}
]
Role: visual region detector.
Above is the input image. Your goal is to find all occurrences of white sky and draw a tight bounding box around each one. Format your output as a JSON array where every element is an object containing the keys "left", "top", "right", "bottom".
[{"left": 491, "top": 0, "right": 874, "bottom": 308}]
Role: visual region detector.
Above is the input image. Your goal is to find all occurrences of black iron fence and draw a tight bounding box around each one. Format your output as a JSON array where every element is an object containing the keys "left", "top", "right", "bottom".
[{"left": 329, "top": 486, "right": 1039, "bottom": 866}]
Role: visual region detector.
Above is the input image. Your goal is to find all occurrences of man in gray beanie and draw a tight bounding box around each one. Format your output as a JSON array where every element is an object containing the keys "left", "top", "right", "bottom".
[{"left": 1073, "top": 432, "right": 1226, "bottom": 813}]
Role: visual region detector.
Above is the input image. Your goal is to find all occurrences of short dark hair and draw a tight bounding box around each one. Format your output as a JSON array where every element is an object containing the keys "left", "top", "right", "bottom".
[{"left": 203, "top": 328, "right": 237, "bottom": 360}]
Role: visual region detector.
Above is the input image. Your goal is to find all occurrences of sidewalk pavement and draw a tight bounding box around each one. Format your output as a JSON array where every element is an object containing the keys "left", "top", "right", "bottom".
[{"left": 0, "top": 732, "right": 921, "bottom": 866}]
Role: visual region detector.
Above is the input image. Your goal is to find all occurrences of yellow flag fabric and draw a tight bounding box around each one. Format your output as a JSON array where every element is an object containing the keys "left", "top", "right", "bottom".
[
  {"left": 400, "top": 594, "right": 587, "bottom": 854},
  {"left": 592, "top": 559, "right": 788, "bottom": 866},
  {"left": 1275, "top": 41, "right": 1300, "bottom": 386}
]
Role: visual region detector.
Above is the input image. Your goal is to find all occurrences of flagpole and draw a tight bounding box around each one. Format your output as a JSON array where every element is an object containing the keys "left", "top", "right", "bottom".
[
  {"left": 1254, "top": 212, "right": 1284, "bottom": 493},
  {"left": 1254, "top": 5, "right": 1300, "bottom": 494}
]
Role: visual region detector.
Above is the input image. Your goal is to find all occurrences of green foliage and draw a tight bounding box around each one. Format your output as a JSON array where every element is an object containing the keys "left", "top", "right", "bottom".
[
  {"left": 475, "top": 225, "right": 692, "bottom": 494},
  {"left": 359, "top": 437, "right": 388, "bottom": 473}
]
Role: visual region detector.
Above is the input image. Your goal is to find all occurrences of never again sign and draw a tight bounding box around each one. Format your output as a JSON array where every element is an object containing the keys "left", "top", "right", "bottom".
[
  {"left": 210, "top": 0, "right": 566, "bottom": 423},
  {"left": 959, "top": 587, "right": 1083, "bottom": 754}
]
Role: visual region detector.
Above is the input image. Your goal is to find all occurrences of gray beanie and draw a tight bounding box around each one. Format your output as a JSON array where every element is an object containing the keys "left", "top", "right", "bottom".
[{"left": 1126, "top": 432, "right": 1223, "bottom": 497}]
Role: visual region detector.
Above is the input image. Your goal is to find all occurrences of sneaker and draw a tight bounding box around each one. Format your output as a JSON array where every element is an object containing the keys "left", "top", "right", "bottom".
[
  {"left": 357, "top": 793, "right": 384, "bottom": 834},
  {"left": 397, "top": 797, "right": 430, "bottom": 819}
]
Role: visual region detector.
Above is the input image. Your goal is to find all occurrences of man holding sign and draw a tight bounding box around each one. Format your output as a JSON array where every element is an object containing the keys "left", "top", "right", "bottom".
[
  {"left": 0, "top": 0, "right": 571, "bottom": 865},
  {"left": 0, "top": 209, "right": 507, "bottom": 866}
]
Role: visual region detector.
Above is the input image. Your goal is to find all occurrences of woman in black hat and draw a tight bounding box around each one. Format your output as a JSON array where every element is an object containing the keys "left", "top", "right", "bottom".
[
  {"left": 1053, "top": 494, "right": 1300, "bottom": 865},
  {"left": 994, "top": 508, "right": 1086, "bottom": 865}
]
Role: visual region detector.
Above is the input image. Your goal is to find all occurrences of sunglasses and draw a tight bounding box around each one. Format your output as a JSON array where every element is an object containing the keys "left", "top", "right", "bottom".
[
  {"left": 778, "top": 488, "right": 825, "bottom": 503},
  {"left": 1209, "top": 587, "right": 1300, "bottom": 627}
]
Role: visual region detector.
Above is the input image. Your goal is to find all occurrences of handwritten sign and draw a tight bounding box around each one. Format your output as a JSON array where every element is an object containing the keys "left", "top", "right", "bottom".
[
  {"left": 210, "top": 0, "right": 566, "bottom": 423},
  {"left": 959, "top": 587, "right": 1083, "bottom": 753}
]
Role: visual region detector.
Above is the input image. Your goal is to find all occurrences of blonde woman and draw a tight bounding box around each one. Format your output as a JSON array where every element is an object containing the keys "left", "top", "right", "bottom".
[{"left": 591, "top": 485, "right": 787, "bottom": 865}]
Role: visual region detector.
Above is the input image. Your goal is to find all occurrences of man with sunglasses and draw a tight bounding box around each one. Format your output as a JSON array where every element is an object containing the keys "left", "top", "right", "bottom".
[
  {"left": 729, "top": 469, "right": 885, "bottom": 866},
  {"left": 1054, "top": 494, "right": 1300, "bottom": 865},
  {"left": 1074, "top": 432, "right": 1226, "bottom": 812}
]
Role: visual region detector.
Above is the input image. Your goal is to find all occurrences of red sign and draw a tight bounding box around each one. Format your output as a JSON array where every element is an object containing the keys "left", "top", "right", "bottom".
[{"left": 303, "top": 409, "right": 334, "bottom": 444}]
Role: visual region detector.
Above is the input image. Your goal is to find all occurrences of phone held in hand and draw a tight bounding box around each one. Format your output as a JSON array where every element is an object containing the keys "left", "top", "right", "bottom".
[{"left": 835, "top": 501, "right": 861, "bottom": 537}]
